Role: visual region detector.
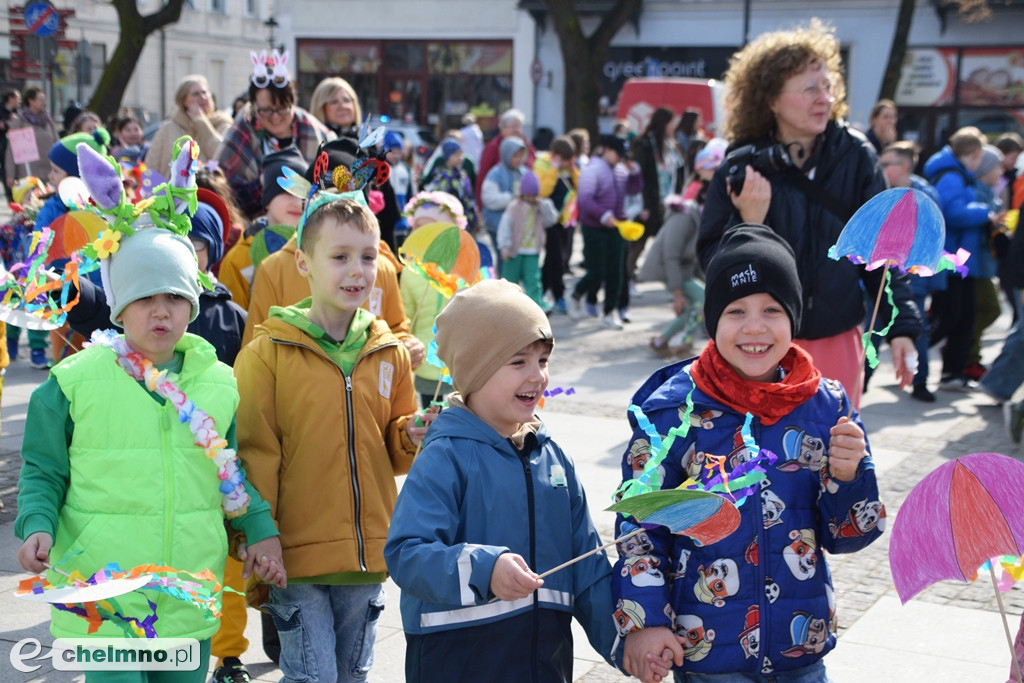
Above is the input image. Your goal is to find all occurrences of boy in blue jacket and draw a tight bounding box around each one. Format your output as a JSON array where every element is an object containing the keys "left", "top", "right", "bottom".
[
  {"left": 385, "top": 279, "right": 665, "bottom": 682},
  {"left": 616, "top": 225, "right": 885, "bottom": 682}
]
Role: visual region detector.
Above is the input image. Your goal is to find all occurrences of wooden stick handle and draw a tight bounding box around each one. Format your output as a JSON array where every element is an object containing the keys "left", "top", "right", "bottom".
[
  {"left": 850, "top": 263, "right": 890, "bottom": 418},
  {"left": 990, "top": 564, "right": 1024, "bottom": 683},
  {"left": 488, "top": 527, "right": 645, "bottom": 603},
  {"left": 535, "top": 527, "right": 644, "bottom": 580}
]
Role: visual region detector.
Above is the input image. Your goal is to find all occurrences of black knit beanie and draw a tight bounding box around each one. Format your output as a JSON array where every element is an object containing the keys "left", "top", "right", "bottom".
[
  {"left": 261, "top": 148, "right": 309, "bottom": 209},
  {"left": 703, "top": 223, "right": 803, "bottom": 339}
]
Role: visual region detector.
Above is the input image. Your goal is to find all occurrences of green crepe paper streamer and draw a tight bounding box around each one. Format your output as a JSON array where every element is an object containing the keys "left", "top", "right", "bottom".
[
  {"left": 861, "top": 269, "right": 897, "bottom": 370},
  {"left": 616, "top": 365, "right": 698, "bottom": 501}
]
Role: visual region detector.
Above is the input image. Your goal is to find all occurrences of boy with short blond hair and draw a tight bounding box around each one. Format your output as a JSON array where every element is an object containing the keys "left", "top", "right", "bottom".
[
  {"left": 234, "top": 196, "right": 431, "bottom": 683},
  {"left": 385, "top": 279, "right": 649, "bottom": 682}
]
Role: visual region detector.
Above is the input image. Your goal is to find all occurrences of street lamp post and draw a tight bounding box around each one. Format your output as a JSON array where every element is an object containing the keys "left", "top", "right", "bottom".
[{"left": 264, "top": 17, "right": 282, "bottom": 52}]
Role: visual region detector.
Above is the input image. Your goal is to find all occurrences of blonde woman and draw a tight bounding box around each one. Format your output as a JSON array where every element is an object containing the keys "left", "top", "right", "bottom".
[
  {"left": 308, "top": 76, "right": 362, "bottom": 139},
  {"left": 147, "top": 75, "right": 232, "bottom": 176}
]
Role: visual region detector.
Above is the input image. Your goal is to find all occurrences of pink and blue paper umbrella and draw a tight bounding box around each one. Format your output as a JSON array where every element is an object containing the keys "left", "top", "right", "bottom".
[{"left": 830, "top": 188, "right": 945, "bottom": 272}]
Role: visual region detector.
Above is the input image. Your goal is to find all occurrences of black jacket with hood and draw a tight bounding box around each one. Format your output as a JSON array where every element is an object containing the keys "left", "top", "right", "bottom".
[{"left": 698, "top": 119, "right": 921, "bottom": 342}]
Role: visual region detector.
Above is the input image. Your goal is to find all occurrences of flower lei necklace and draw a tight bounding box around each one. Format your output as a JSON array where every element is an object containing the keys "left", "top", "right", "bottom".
[{"left": 88, "top": 329, "right": 250, "bottom": 518}]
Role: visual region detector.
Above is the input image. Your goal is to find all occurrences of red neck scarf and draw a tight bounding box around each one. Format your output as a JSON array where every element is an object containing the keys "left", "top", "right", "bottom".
[{"left": 690, "top": 340, "right": 822, "bottom": 425}]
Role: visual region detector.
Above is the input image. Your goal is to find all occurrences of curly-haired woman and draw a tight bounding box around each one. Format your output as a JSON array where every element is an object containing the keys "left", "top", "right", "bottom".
[{"left": 698, "top": 19, "right": 920, "bottom": 408}]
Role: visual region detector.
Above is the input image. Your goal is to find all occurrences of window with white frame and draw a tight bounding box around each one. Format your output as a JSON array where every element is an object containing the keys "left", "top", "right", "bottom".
[
  {"left": 210, "top": 0, "right": 226, "bottom": 14},
  {"left": 245, "top": 0, "right": 258, "bottom": 17}
]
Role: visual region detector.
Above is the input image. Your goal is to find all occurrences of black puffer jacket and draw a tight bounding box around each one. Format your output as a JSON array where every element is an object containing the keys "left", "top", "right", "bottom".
[{"left": 698, "top": 119, "right": 921, "bottom": 341}]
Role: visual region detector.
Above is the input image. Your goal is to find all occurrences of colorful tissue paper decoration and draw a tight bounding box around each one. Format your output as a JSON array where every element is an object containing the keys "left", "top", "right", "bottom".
[
  {"left": 16, "top": 562, "right": 226, "bottom": 639},
  {"left": 0, "top": 227, "right": 81, "bottom": 330},
  {"left": 87, "top": 329, "right": 249, "bottom": 518}
]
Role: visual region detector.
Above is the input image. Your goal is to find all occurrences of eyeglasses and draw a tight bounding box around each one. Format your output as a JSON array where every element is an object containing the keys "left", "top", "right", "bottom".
[
  {"left": 189, "top": 238, "right": 209, "bottom": 252},
  {"left": 783, "top": 81, "right": 835, "bottom": 102},
  {"left": 256, "top": 105, "right": 291, "bottom": 120}
]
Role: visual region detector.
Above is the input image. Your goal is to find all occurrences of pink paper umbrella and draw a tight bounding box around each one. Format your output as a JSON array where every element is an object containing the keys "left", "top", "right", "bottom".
[
  {"left": 831, "top": 187, "right": 945, "bottom": 272},
  {"left": 890, "top": 452, "right": 1024, "bottom": 682}
]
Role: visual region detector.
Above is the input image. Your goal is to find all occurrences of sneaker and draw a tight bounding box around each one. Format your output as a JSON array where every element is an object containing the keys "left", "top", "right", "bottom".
[
  {"left": 910, "top": 384, "right": 936, "bottom": 403},
  {"left": 585, "top": 302, "right": 600, "bottom": 318},
  {"left": 30, "top": 348, "right": 48, "bottom": 369},
  {"left": 618, "top": 308, "right": 631, "bottom": 323},
  {"left": 649, "top": 337, "right": 672, "bottom": 358},
  {"left": 629, "top": 280, "right": 641, "bottom": 298},
  {"left": 601, "top": 313, "right": 623, "bottom": 330},
  {"left": 964, "top": 362, "right": 987, "bottom": 382},
  {"left": 211, "top": 657, "right": 251, "bottom": 683},
  {"left": 554, "top": 298, "right": 568, "bottom": 314},
  {"left": 939, "top": 374, "right": 972, "bottom": 392},
  {"left": 567, "top": 296, "right": 584, "bottom": 321},
  {"left": 1003, "top": 401, "right": 1023, "bottom": 444}
]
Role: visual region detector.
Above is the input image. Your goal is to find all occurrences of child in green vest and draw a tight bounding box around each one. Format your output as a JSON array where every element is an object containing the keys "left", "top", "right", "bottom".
[{"left": 15, "top": 139, "right": 285, "bottom": 682}]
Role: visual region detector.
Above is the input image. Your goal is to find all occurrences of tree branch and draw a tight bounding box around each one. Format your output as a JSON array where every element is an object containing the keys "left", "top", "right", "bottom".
[{"left": 593, "top": 0, "right": 643, "bottom": 46}]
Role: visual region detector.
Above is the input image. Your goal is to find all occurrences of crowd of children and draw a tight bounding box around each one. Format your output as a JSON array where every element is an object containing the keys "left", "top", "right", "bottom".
[{"left": 6, "top": 40, "right": 1024, "bottom": 683}]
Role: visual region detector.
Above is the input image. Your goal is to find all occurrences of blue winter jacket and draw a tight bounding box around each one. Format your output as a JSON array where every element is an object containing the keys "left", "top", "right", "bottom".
[
  {"left": 385, "top": 402, "right": 621, "bottom": 673},
  {"left": 922, "top": 145, "right": 991, "bottom": 276},
  {"left": 612, "top": 359, "right": 885, "bottom": 677}
]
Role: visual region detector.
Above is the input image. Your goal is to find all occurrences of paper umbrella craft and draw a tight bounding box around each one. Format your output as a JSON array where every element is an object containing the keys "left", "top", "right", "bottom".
[{"left": 889, "top": 452, "right": 1024, "bottom": 682}]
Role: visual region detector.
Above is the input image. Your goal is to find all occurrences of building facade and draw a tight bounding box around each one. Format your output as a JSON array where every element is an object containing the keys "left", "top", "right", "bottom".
[{"left": 0, "top": 0, "right": 1020, "bottom": 158}]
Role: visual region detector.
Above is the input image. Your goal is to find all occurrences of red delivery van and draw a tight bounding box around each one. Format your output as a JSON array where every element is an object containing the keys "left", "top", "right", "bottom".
[{"left": 615, "top": 77, "right": 726, "bottom": 136}]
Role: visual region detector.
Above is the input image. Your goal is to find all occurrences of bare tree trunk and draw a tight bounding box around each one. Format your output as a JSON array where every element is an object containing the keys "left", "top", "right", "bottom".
[
  {"left": 88, "top": 0, "right": 186, "bottom": 122},
  {"left": 878, "top": 0, "right": 916, "bottom": 101},
  {"left": 547, "top": 0, "right": 643, "bottom": 139}
]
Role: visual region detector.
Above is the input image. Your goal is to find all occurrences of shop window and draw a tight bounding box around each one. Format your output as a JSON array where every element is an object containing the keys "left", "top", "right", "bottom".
[{"left": 385, "top": 43, "right": 425, "bottom": 72}]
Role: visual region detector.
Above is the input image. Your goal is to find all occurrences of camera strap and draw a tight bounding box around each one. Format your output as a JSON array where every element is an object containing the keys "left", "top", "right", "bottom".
[{"left": 785, "top": 169, "right": 854, "bottom": 223}]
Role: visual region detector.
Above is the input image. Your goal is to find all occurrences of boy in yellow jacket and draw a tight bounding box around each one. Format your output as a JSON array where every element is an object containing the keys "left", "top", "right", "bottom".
[{"left": 234, "top": 197, "right": 434, "bottom": 682}]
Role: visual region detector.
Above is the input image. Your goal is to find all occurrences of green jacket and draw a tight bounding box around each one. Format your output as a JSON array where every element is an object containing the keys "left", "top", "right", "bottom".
[{"left": 17, "top": 334, "right": 276, "bottom": 639}]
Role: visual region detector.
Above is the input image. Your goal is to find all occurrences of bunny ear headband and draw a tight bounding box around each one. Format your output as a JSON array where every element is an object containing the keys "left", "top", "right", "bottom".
[
  {"left": 250, "top": 49, "right": 291, "bottom": 89},
  {"left": 74, "top": 135, "right": 212, "bottom": 297},
  {"left": 0, "top": 136, "right": 206, "bottom": 330}
]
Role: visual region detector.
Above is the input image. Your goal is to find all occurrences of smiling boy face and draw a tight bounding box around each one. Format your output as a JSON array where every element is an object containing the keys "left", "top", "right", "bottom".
[
  {"left": 296, "top": 217, "right": 379, "bottom": 319},
  {"left": 466, "top": 340, "right": 551, "bottom": 438}
]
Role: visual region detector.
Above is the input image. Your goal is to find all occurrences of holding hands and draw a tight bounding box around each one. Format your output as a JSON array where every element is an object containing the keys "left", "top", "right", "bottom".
[
  {"left": 489, "top": 552, "right": 543, "bottom": 601},
  {"left": 828, "top": 416, "right": 868, "bottom": 482},
  {"left": 624, "top": 627, "right": 684, "bottom": 683},
  {"left": 240, "top": 536, "right": 288, "bottom": 588}
]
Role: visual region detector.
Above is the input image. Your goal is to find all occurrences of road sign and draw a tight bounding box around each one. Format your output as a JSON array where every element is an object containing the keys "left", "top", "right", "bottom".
[{"left": 24, "top": 1, "right": 60, "bottom": 38}]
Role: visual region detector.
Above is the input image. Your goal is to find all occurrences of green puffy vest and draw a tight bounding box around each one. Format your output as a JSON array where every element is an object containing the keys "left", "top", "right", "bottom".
[{"left": 49, "top": 334, "right": 238, "bottom": 640}]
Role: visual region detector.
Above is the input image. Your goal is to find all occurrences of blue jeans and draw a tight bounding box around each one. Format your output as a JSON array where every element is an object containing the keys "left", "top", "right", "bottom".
[
  {"left": 676, "top": 660, "right": 830, "bottom": 683},
  {"left": 266, "top": 583, "right": 386, "bottom": 683},
  {"left": 978, "top": 289, "right": 1024, "bottom": 401}
]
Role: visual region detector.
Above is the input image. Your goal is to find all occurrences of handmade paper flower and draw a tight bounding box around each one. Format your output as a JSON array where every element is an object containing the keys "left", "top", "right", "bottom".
[{"left": 92, "top": 229, "right": 122, "bottom": 259}]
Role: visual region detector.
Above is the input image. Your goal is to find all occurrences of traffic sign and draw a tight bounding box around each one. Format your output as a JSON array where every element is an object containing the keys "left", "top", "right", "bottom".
[{"left": 24, "top": 1, "right": 60, "bottom": 38}]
